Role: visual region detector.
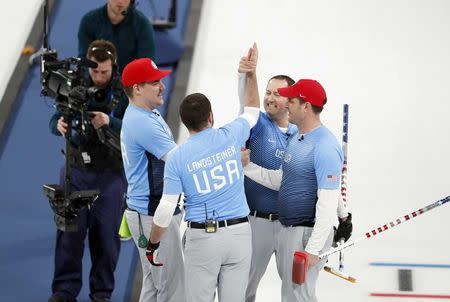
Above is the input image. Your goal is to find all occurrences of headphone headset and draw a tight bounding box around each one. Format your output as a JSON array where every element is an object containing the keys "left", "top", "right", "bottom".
[
  {"left": 90, "top": 47, "right": 117, "bottom": 65},
  {"left": 88, "top": 46, "right": 122, "bottom": 111},
  {"left": 91, "top": 46, "right": 118, "bottom": 76},
  {"left": 121, "top": 0, "right": 136, "bottom": 16}
]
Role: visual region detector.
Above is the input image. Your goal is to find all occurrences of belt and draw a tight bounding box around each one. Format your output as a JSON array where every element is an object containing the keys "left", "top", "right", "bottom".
[
  {"left": 187, "top": 217, "right": 249, "bottom": 229},
  {"left": 250, "top": 210, "right": 279, "bottom": 221},
  {"left": 288, "top": 222, "right": 315, "bottom": 228}
]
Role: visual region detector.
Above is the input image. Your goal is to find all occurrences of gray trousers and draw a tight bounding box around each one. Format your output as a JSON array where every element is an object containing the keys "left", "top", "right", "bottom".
[
  {"left": 245, "top": 216, "right": 282, "bottom": 302},
  {"left": 125, "top": 210, "right": 186, "bottom": 302},
  {"left": 277, "top": 226, "right": 333, "bottom": 302},
  {"left": 184, "top": 222, "right": 252, "bottom": 302}
]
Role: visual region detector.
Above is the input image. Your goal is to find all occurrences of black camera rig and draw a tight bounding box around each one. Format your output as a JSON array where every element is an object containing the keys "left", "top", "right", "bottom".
[{"left": 39, "top": 0, "right": 120, "bottom": 231}]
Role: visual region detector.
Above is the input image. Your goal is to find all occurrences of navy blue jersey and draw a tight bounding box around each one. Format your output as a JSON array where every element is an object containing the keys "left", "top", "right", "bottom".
[
  {"left": 278, "top": 126, "right": 343, "bottom": 226},
  {"left": 245, "top": 112, "right": 297, "bottom": 213}
]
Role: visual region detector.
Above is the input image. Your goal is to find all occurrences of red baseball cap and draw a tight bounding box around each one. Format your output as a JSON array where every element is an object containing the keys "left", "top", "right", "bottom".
[
  {"left": 277, "top": 79, "right": 327, "bottom": 107},
  {"left": 121, "top": 58, "right": 172, "bottom": 87}
]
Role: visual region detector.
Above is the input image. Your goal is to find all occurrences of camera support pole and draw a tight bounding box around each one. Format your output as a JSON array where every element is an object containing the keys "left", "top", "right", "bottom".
[
  {"left": 63, "top": 112, "right": 73, "bottom": 198},
  {"left": 29, "top": 0, "right": 52, "bottom": 65},
  {"left": 43, "top": 0, "right": 49, "bottom": 50},
  {"left": 38, "top": 0, "right": 72, "bottom": 199},
  {"left": 44, "top": 104, "right": 100, "bottom": 232}
]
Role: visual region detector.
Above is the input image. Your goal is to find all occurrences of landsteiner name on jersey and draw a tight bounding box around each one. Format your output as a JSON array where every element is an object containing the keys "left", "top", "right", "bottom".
[{"left": 187, "top": 146, "right": 240, "bottom": 194}]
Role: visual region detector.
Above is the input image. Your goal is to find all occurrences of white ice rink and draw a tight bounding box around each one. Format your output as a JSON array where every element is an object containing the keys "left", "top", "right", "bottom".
[
  {"left": 182, "top": 0, "right": 450, "bottom": 301},
  {"left": 1, "top": 0, "right": 450, "bottom": 301}
]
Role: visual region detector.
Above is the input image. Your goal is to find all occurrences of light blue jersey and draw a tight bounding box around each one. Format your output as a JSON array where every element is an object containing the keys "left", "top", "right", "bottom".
[
  {"left": 278, "top": 125, "right": 343, "bottom": 226},
  {"left": 120, "top": 104, "right": 177, "bottom": 215},
  {"left": 163, "top": 118, "right": 251, "bottom": 222},
  {"left": 245, "top": 112, "right": 297, "bottom": 213}
]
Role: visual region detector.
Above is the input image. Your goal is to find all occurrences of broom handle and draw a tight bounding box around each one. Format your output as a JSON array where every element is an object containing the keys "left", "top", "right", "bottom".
[
  {"left": 338, "top": 104, "right": 349, "bottom": 269},
  {"left": 320, "top": 195, "right": 450, "bottom": 259}
]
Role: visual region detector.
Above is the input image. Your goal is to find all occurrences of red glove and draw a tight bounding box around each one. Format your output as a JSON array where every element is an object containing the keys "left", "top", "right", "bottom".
[{"left": 146, "top": 241, "right": 163, "bottom": 266}]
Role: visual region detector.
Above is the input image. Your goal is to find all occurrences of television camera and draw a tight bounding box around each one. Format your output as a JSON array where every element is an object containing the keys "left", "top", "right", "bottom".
[{"left": 39, "top": 0, "right": 121, "bottom": 232}]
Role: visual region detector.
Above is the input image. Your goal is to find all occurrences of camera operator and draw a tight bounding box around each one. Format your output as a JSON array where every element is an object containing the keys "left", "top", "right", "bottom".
[{"left": 48, "top": 40, "right": 128, "bottom": 302}]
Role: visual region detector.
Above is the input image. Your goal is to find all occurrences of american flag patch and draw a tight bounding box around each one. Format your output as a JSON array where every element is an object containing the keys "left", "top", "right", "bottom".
[{"left": 327, "top": 175, "right": 337, "bottom": 182}]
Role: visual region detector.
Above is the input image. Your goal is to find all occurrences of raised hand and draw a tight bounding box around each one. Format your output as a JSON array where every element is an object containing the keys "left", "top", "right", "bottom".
[
  {"left": 238, "top": 43, "right": 258, "bottom": 74},
  {"left": 248, "top": 42, "right": 258, "bottom": 66}
]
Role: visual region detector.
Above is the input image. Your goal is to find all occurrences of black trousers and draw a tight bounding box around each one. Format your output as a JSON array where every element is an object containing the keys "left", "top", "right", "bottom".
[{"left": 51, "top": 167, "right": 126, "bottom": 300}]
